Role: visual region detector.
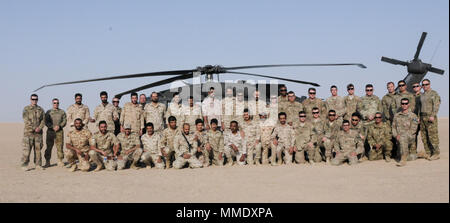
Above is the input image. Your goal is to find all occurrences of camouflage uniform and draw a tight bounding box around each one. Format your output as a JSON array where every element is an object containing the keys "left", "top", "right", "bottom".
[
  {"left": 141, "top": 133, "right": 165, "bottom": 169},
  {"left": 21, "top": 105, "right": 45, "bottom": 167},
  {"left": 116, "top": 132, "right": 142, "bottom": 170},
  {"left": 302, "top": 98, "right": 327, "bottom": 121},
  {"left": 344, "top": 95, "right": 361, "bottom": 121},
  {"left": 258, "top": 117, "right": 275, "bottom": 165},
  {"left": 357, "top": 95, "right": 382, "bottom": 127},
  {"left": 113, "top": 106, "right": 122, "bottom": 135},
  {"left": 160, "top": 127, "right": 181, "bottom": 168},
  {"left": 202, "top": 96, "right": 222, "bottom": 127},
  {"left": 66, "top": 103, "right": 90, "bottom": 129},
  {"left": 94, "top": 103, "right": 118, "bottom": 132},
  {"left": 309, "top": 118, "right": 325, "bottom": 162},
  {"left": 350, "top": 121, "right": 367, "bottom": 156},
  {"left": 144, "top": 102, "right": 166, "bottom": 132},
  {"left": 293, "top": 122, "right": 316, "bottom": 164},
  {"left": 326, "top": 96, "right": 346, "bottom": 122},
  {"left": 120, "top": 102, "right": 144, "bottom": 134},
  {"left": 222, "top": 96, "right": 236, "bottom": 130},
  {"left": 270, "top": 123, "right": 296, "bottom": 165},
  {"left": 241, "top": 119, "right": 261, "bottom": 165},
  {"left": 392, "top": 111, "right": 419, "bottom": 161},
  {"left": 44, "top": 108, "right": 67, "bottom": 163},
  {"left": 285, "top": 101, "right": 303, "bottom": 126},
  {"left": 65, "top": 129, "right": 92, "bottom": 171},
  {"left": 419, "top": 90, "right": 441, "bottom": 157},
  {"left": 247, "top": 100, "right": 267, "bottom": 119},
  {"left": 267, "top": 103, "right": 280, "bottom": 125},
  {"left": 193, "top": 130, "right": 208, "bottom": 166},
  {"left": 331, "top": 129, "right": 363, "bottom": 165},
  {"left": 381, "top": 92, "right": 396, "bottom": 123},
  {"left": 180, "top": 104, "right": 203, "bottom": 133},
  {"left": 392, "top": 91, "right": 416, "bottom": 114},
  {"left": 277, "top": 95, "right": 289, "bottom": 114},
  {"left": 90, "top": 131, "right": 119, "bottom": 171},
  {"left": 166, "top": 102, "right": 183, "bottom": 128},
  {"left": 234, "top": 99, "right": 247, "bottom": 125},
  {"left": 367, "top": 122, "right": 393, "bottom": 160},
  {"left": 173, "top": 133, "right": 203, "bottom": 169},
  {"left": 411, "top": 93, "right": 421, "bottom": 156},
  {"left": 205, "top": 129, "right": 224, "bottom": 166},
  {"left": 323, "top": 119, "right": 342, "bottom": 159},
  {"left": 224, "top": 130, "right": 247, "bottom": 165}
]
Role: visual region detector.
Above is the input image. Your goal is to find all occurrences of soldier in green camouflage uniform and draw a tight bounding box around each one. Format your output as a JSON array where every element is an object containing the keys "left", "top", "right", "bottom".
[
  {"left": 322, "top": 110, "right": 342, "bottom": 164},
  {"left": 205, "top": 119, "right": 224, "bottom": 166},
  {"left": 302, "top": 88, "right": 327, "bottom": 121},
  {"left": 140, "top": 122, "right": 165, "bottom": 169},
  {"left": 285, "top": 91, "right": 303, "bottom": 127},
  {"left": 21, "top": 94, "right": 45, "bottom": 171},
  {"left": 89, "top": 121, "right": 120, "bottom": 171},
  {"left": 67, "top": 93, "right": 90, "bottom": 130},
  {"left": 381, "top": 82, "right": 397, "bottom": 124},
  {"left": 160, "top": 116, "right": 181, "bottom": 168},
  {"left": 419, "top": 79, "right": 441, "bottom": 160},
  {"left": 326, "top": 85, "right": 346, "bottom": 123},
  {"left": 117, "top": 124, "right": 142, "bottom": 170},
  {"left": 65, "top": 118, "right": 92, "bottom": 172},
  {"left": 392, "top": 98, "right": 419, "bottom": 167},
  {"left": 293, "top": 111, "right": 316, "bottom": 164},
  {"left": 93, "top": 91, "right": 119, "bottom": 133},
  {"left": 367, "top": 112, "right": 393, "bottom": 162},
  {"left": 331, "top": 120, "right": 363, "bottom": 166},
  {"left": 350, "top": 112, "right": 367, "bottom": 159},
  {"left": 344, "top": 84, "right": 361, "bottom": 121},
  {"left": 241, "top": 109, "right": 261, "bottom": 165},
  {"left": 44, "top": 98, "right": 67, "bottom": 167},
  {"left": 411, "top": 83, "right": 422, "bottom": 160},
  {"left": 392, "top": 80, "right": 416, "bottom": 115},
  {"left": 309, "top": 107, "right": 325, "bottom": 164},
  {"left": 173, "top": 123, "right": 203, "bottom": 169}
]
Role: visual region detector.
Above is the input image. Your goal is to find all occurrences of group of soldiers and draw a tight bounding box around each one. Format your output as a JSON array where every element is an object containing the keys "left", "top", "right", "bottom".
[{"left": 21, "top": 78, "right": 441, "bottom": 172}]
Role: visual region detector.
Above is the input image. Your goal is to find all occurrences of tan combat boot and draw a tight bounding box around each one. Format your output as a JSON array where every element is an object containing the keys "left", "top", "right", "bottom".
[
  {"left": 35, "top": 165, "right": 45, "bottom": 170},
  {"left": 396, "top": 155, "right": 407, "bottom": 167},
  {"left": 385, "top": 156, "right": 391, "bottom": 162},
  {"left": 326, "top": 157, "right": 331, "bottom": 165},
  {"left": 57, "top": 160, "right": 65, "bottom": 167},
  {"left": 21, "top": 165, "right": 29, "bottom": 171},
  {"left": 430, "top": 154, "right": 440, "bottom": 161},
  {"left": 309, "top": 160, "right": 315, "bottom": 166},
  {"left": 69, "top": 164, "right": 77, "bottom": 172}
]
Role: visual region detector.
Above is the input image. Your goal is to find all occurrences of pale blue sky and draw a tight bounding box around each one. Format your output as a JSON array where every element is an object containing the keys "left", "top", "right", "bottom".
[{"left": 1, "top": 0, "right": 448, "bottom": 122}]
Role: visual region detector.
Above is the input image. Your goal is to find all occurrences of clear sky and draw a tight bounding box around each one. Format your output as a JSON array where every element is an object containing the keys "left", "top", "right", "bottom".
[{"left": 1, "top": 0, "right": 448, "bottom": 122}]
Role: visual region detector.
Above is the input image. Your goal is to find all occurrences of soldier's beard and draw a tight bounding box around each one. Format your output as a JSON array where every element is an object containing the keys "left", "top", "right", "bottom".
[
  {"left": 102, "top": 100, "right": 108, "bottom": 104},
  {"left": 152, "top": 99, "right": 158, "bottom": 103},
  {"left": 76, "top": 101, "right": 82, "bottom": 105},
  {"left": 75, "top": 126, "right": 82, "bottom": 130}
]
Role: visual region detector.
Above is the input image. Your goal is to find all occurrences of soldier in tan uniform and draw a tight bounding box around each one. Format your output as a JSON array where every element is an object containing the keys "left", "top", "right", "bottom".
[
  {"left": 224, "top": 121, "right": 247, "bottom": 166},
  {"left": 247, "top": 90, "right": 267, "bottom": 120},
  {"left": 392, "top": 98, "right": 419, "bottom": 167},
  {"left": 326, "top": 85, "right": 346, "bottom": 123},
  {"left": 44, "top": 98, "right": 67, "bottom": 167},
  {"left": 293, "top": 111, "right": 315, "bottom": 164},
  {"left": 120, "top": 92, "right": 144, "bottom": 135},
  {"left": 116, "top": 124, "right": 142, "bottom": 170},
  {"left": 309, "top": 107, "right": 325, "bottom": 164},
  {"left": 92, "top": 91, "right": 119, "bottom": 133},
  {"left": 350, "top": 112, "right": 367, "bottom": 159},
  {"left": 302, "top": 88, "right": 327, "bottom": 121},
  {"left": 285, "top": 91, "right": 303, "bottom": 127},
  {"left": 222, "top": 87, "right": 236, "bottom": 131},
  {"left": 181, "top": 96, "right": 203, "bottom": 133},
  {"left": 277, "top": 85, "right": 288, "bottom": 114},
  {"left": 166, "top": 93, "right": 183, "bottom": 128},
  {"left": 67, "top": 93, "right": 90, "bottom": 130},
  {"left": 205, "top": 119, "right": 224, "bottom": 166},
  {"left": 193, "top": 119, "right": 208, "bottom": 167},
  {"left": 344, "top": 83, "right": 361, "bottom": 121},
  {"left": 367, "top": 112, "right": 393, "bottom": 162},
  {"left": 331, "top": 120, "right": 363, "bottom": 166},
  {"left": 140, "top": 122, "right": 165, "bottom": 169},
  {"left": 202, "top": 87, "right": 222, "bottom": 130},
  {"left": 139, "top": 93, "right": 147, "bottom": 110},
  {"left": 419, "top": 79, "right": 441, "bottom": 160},
  {"left": 144, "top": 92, "right": 166, "bottom": 132},
  {"left": 89, "top": 121, "right": 119, "bottom": 171},
  {"left": 160, "top": 116, "right": 181, "bottom": 168},
  {"left": 65, "top": 118, "right": 92, "bottom": 172},
  {"left": 267, "top": 94, "right": 279, "bottom": 126},
  {"left": 258, "top": 112, "right": 275, "bottom": 165},
  {"left": 21, "top": 94, "right": 45, "bottom": 171},
  {"left": 112, "top": 97, "right": 122, "bottom": 136},
  {"left": 271, "top": 112, "right": 296, "bottom": 165},
  {"left": 173, "top": 123, "right": 203, "bottom": 169},
  {"left": 234, "top": 90, "right": 247, "bottom": 125},
  {"left": 241, "top": 109, "right": 261, "bottom": 165},
  {"left": 322, "top": 110, "right": 342, "bottom": 164}
]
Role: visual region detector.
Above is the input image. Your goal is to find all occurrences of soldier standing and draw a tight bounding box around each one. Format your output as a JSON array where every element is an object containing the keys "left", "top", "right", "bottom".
[
  {"left": 181, "top": 96, "right": 203, "bottom": 133},
  {"left": 234, "top": 90, "right": 247, "bottom": 125},
  {"left": 419, "top": 79, "right": 441, "bottom": 160},
  {"left": 173, "top": 123, "right": 203, "bottom": 169},
  {"left": 344, "top": 83, "right": 361, "bottom": 121},
  {"left": 139, "top": 93, "right": 147, "bottom": 110},
  {"left": 21, "top": 94, "right": 45, "bottom": 171},
  {"left": 285, "top": 91, "right": 303, "bottom": 126},
  {"left": 257, "top": 112, "right": 275, "bottom": 165},
  {"left": 381, "top": 82, "right": 397, "bottom": 124},
  {"left": 140, "top": 122, "right": 165, "bottom": 169},
  {"left": 309, "top": 107, "right": 325, "bottom": 164},
  {"left": 120, "top": 92, "right": 144, "bottom": 135},
  {"left": 89, "top": 121, "right": 119, "bottom": 171},
  {"left": 411, "top": 83, "right": 422, "bottom": 159},
  {"left": 367, "top": 112, "right": 393, "bottom": 162},
  {"left": 271, "top": 112, "right": 296, "bottom": 165},
  {"left": 65, "top": 118, "right": 92, "bottom": 172},
  {"left": 67, "top": 93, "right": 90, "bottom": 130},
  {"left": 302, "top": 88, "right": 327, "bottom": 121},
  {"left": 44, "top": 98, "right": 67, "bottom": 168},
  {"left": 202, "top": 87, "right": 222, "bottom": 130},
  {"left": 112, "top": 97, "right": 122, "bottom": 136},
  {"left": 392, "top": 80, "right": 416, "bottom": 114},
  {"left": 116, "top": 124, "right": 142, "bottom": 170},
  {"left": 166, "top": 93, "right": 183, "bottom": 128},
  {"left": 92, "top": 91, "right": 118, "bottom": 133},
  {"left": 331, "top": 120, "right": 363, "bottom": 166},
  {"left": 241, "top": 109, "right": 261, "bottom": 165},
  {"left": 222, "top": 87, "right": 236, "bottom": 131},
  {"left": 392, "top": 98, "right": 419, "bottom": 167},
  {"left": 144, "top": 92, "right": 166, "bottom": 133},
  {"left": 277, "top": 85, "right": 288, "bottom": 114},
  {"left": 247, "top": 90, "right": 267, "bottom": 120},
  {"left": 293, "top": 111, "right": 315, "bottom": 164},
  {"left": 160, "top": 116, "right": 181, "bottom": 168},
  {"left": 223, "top": 121, "right": 247, "bottom": 166},
  {"left": 322, "top": 110, "right": 342, "bottom": 164},
  {"left": 205, "top": 119, "right": 224, "bottom": 166},
  {"left": 326, "top": 85, "right": 346, "bottom": 122},
  {"left": 267, "top": 94, "right": 280, "bottom": 125}
]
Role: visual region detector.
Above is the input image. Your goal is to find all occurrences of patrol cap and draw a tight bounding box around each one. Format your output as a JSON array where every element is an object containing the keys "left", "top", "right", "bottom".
[{"left": 124, "top": 124, "right": 132, "bottom": 129}]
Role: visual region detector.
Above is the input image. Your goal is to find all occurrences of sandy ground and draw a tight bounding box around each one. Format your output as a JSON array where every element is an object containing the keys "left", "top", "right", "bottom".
[{"left": 0, "top": 118, "right": 448, "bottom": 203}]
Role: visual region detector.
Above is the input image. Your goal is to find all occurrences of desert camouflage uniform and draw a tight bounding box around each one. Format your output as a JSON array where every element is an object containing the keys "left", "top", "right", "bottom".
[
  {"left": 193, "top": 130, "right": 208, "bottom": 166},
  {"left": 267, "top": 103, "right": 280, "bottom": 125},
  {"left": 180, "top": 104, "right": 203, "bottom": 133},
  {"left": 392, "top": 111, "right": 419, "bottom": 161},
  {"left": 144, "top": 102, "right": 166, "bottom": 132},
  {"left": 247, "top": 100, "right": 267, "bottom": 119},
  {"left": 44, "top": 108, "right": 67, "bottom": 162},
  {"left": 222, "top": 96, "right": 236, "bottom": 130},
  {"left": 90, "top": 131, "right": 119, "bottom": 171},
  {"left": 344, "top": 95, "right": 361, "bottom": 121},
  {"left": 270, "top": 123, "right": 296, "bottom": 165},
  {"left": 258, "top": 117, "right": 275, "bottom": 165},
  {"left": 202, "top": 96, "right": 222, "bottom": 127},
  {"left": 309, "top": 118, "right": 325, "bottom": 162},
  {"left": 224, "top": 130, "right": 247, "bottom": 165},
  {"left": 350, "top": 121, "right": 367, "bottom": 156},
  {"left": 241, "top": 119, "right": 261, "bottom": 165},
  {"left": 367, "top": 122, "right": 393, "bottom": 160},
  {"left": 234, "top": 99, "right": 247, "bottom": 125},
  {"left": 293, "top": 122, "right": 316, "bottom": 164},
  {"left": 331, "top": 129, "right": 363, "bottom": 166},
  {"left": 381, "top": 92, "right": 397, "bottom": 123},
  {"left": 113, "top": 106, "right": 122, "bottom": 135},
  {"left": 173, "top": 133, "right": 203, "bottom": 169},
  {"left": 160, "top": 127, "right": 181, "bottom": 168},
  {"left": 116, "top": 132, "right": 142, "bottom": 170},
  {"left": 326, "top": 96, "right": 346, "bottom": 122},
  {"left": 67, "top": 103, "right": 90, "bottom": 129},
  {"left": 141, "top": 133, "right": 165, "bottom": 169},
  {"left": 65, "top": 129, "right": 92, "bottom": 171},
  {"left": 21, "top": 105, "right": 45, "bottom": 167},
  {"left": 94, "top": 103, "right": 118, "bottom": 132},
  {"left": 323, "top": 119, "right": 342, "bottom": 159},
  {"left": 120, "top": 102, "right": 144, "bottom": 134},
  {"left": 420, "top": 90, "right": 441, "bottom": 157},
  {"left": 166, "top": 102, "right": 183, "bottom": 129},
  {"left": 205, "top": 129, "right": 224, "bottom": 166},
  {"left": 302, "top": 98, "right": 327, "bottom": 121},
  {"left": 285, "top": 101, "right": 303, "bottom": 126}
]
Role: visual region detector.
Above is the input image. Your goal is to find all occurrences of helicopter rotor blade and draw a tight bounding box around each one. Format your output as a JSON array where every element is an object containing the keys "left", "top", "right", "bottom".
[
  {"left": 381, "top": 57, "right": 409, "bottom": 66},
  {"left": 114, "top": 73, "right": 193, "bottom": 99},
  {"left": 34, "top": 69, "right": 195, "bottom": 92},
  {"left": 428, "top": 66, "right": 445, "bottom": 75},
  {"left": 414, "top": 32, "right": 427, "bottom": 60},
  {"left": 226, "top": 71, "right": 320, "bottom": 87},
  {"left": 224, "top": 63, "right": 367, "bottom": 71}
]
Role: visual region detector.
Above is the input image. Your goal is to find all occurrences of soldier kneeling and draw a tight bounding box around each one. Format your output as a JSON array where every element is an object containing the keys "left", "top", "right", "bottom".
[
  {"left": 173, "top": 123, "right": 203, "bottom": 169},
  {"left": 331, "top": 120, "right": 363, "bottom": 166}
]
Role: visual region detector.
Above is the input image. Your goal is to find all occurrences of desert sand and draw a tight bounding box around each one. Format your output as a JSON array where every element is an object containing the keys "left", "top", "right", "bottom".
[{"left": 0, "top": 118, "right": 448, "bottom": 203}]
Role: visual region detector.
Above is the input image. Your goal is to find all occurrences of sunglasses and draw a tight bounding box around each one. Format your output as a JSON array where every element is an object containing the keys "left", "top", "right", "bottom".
[
  {"left": 53, "top": 102, "right": 59, "bottom": 104},
  {"left": 309, "top": 92, "right": 316, "bottom": 95},
  {"left": 413, "top": 85, "right": 420, "bottom": 88},
  {"left": 31, "top": 98, "right": 38, "bottom": 101},
  {"left": 312, "top": 112, "right": 319, "bottom": 114},
  {"left": 347, "top": 88, "right": 354, "bottom": 90},
  {"left": 299, "top": 116, "right": 306, "bottom": 118},
  {"left": 328, "top": 114, "right": 336, "bottom": 116},
  {"left": 366, "top": 89, "right": 373, "bottom": 92},
  {"left": 280, "top": 89, "right": 287, "bottom": 92},
  {"left": 113, "top": 101, "right": 119, "bottom": 103},
  {"left": 375, "top": 116, "right": 382, "bottom": 119},
  {"left": 422, "top": 83, "right": 430, "bottom": 86},
  {"left": 398, "top": 84, "right": 406, "bottom": 87},
  {"left": 352, "top": 119, "right": 359, "bottom": 121},
  {"left": 401, "top": 103, "right": 409, "bottom": 105}
]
